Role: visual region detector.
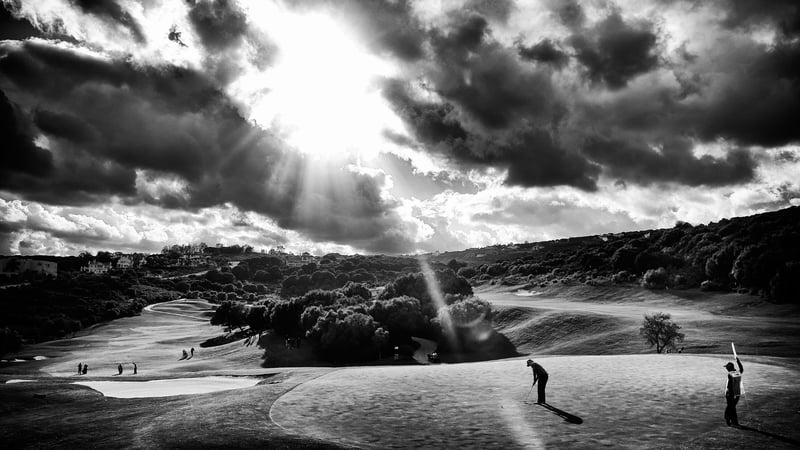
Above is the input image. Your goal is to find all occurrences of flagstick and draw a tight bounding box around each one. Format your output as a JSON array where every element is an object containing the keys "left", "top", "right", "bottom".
[{"left": 732, "top": 342, "right": 751, "bottom": 423}]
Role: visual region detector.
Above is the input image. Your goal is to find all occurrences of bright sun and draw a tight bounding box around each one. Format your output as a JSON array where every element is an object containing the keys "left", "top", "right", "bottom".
[{"left": 240, "top": 5, "right": 402, "bottom": 161}]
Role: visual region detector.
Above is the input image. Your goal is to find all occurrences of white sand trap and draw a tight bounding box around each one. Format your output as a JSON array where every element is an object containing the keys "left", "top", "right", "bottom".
[
  {"left": 74, "top": 376, "right": 260, "bottom": 398},
  {"left": 514, "top": 289, "right": 542, "bottom": 297},
  {"left": 5, "top": 379, "right": 36, "bottom": 383}
]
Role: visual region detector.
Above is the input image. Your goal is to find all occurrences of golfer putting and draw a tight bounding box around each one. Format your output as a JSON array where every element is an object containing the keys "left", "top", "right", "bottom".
[{"left": 526, "top": 359, "right": 548, "bottom": 404}]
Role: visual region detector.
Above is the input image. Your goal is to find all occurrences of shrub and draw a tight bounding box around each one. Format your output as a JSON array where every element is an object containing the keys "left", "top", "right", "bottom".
[
  {"left": 232, "top": 263, "right": 250, "bottom": 281},
  {"left": 457, "top": 267, "right": 478, "bottom": 278},
  {"left": 368, "top": 296, "right": 425, "bottom": 342},
  {"left": 305, "top": 308, "right": 383, "bottom": 362},
  {"left": 641, "top": 268, "right": 668, "bottom": 289},
  {"left": 437, "top": 297, "right": 493, "bottom": 328},
  {"left": 341, "top": 282, "right": 371, "bottom": 301}
]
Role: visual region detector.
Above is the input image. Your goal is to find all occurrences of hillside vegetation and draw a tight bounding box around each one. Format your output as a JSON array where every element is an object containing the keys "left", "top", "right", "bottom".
[{"left": 432, "top": 205, "right": 800, "bottom": 303}]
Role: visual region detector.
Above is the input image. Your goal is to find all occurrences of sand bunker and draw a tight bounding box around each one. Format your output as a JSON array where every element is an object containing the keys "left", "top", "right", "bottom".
[
  {"left": 5, "top": 379, "right": 36, "bottom": 383},
  {"left": 1, "top": 356, "right": 49, "bottom": 362},
  {"left": 513, "top": 289, "right": 542, "bottom": 297},
  {"left": 74, "top": 376, "right": 260, "bottom": 398}
]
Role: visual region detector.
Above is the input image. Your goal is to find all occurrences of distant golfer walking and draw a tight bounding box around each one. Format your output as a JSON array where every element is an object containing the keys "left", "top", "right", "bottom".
[
  {"left": 526, "top": 359, "right": 549, "bottom": 404},
  {"left": 724, "top": 357, "right": 744, "bottom": 426}
]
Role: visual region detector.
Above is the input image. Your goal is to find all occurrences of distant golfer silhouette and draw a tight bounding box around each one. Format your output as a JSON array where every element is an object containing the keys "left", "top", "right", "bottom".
[
  {"left": 190, "top": 347, "right": 195, "bottom": 357},
  {"left": 118, "top": 363, "right": 123, "bottom": 375},
  {"left": 78, "top": 362, "right": 82, "bottom": 375},
  {"left": 527, "top": 359, "right": 549, "bottom": 404},
  {"left": 724, "top": 357, "right": 744, "bottom": 426},
  {"left": 82, "top": 364, "right": 88, "bottom": 375},
  {"left": 181, "top": 349, "right": 188, "bottom": 360},
  {"left": 133, "top": 362, "right": 137, "bottom": 375}
]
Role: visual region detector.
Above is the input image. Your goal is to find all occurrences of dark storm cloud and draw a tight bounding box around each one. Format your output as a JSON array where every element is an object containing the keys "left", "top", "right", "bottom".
[
  {"left": 517, "top": 39, "right": 569, "bottom": 69},
  {"left": 426, "top": 13, "right": 562, "bottom": 129},
  {"left": 464, "top": 0, "right": 516, "bottom": 24},
  {"left": 547, "top": 0, "right": 585, "bottom": 29},
  {"left": 70, "top": 0, "right": 146, "bottom": 43},
  {"left": 681, "top": 41, "right": 800, "bottom": 148},
  {"left": 187, "top": 0, "right": 248, "bottom": 50},
  {"left": 568, "top": 11, "right": 660, "bottom": 89},
  {"left": 0, "top": 3, "right": 42, "bottom": 40},
  {"left": 33, "top": 108, "right": 96, "bottom": 143},
  {"left": 384, "top": 80, "right": 599, "bottom": 191},
  {"left": 582, "top": 136, "right": 756, "bottom": 186},
  {"left": 0, "top": 40, "right": 411, "bottom": 253},
  {"left": 373, "top": 3, "right": 791, "bottom": 191},
  {"left": 716, "top": 0, "right": 800, "bottom": 36},
  {"left": 0, "top": 89, "right": 54, "bottom": 177}
]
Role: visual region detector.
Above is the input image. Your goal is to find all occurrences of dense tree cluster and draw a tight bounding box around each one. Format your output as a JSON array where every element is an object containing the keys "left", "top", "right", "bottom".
[
  {"left": 209, "top": 269, "right": 487, "bottom": 363},
  {"left": 440, "top": 206, "right": 800, "bottom": 303}
]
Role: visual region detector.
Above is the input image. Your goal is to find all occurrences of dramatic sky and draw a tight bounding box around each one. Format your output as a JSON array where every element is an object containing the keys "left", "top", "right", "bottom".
[{"left": 1, "top": 0, "right": 799, "bottom": 256}]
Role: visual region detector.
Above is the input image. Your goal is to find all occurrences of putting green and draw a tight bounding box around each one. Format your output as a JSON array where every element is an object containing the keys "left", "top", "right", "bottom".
[{"left": 271, "top": 355, "right": 799, "bottom": 448}]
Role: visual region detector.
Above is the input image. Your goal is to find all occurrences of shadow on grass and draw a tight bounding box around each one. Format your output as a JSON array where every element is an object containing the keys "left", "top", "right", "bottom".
[
  {"left": 734, "top": 424, "right": 800, "bottom": 446},
  {"left": 538, "top": 403, "right": 583, "bottom": 424}
]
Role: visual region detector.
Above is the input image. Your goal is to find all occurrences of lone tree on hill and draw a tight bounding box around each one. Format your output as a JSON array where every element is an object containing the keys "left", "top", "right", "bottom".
[{"left": 640, "top": 312, "right": 685, "bottom": 353}]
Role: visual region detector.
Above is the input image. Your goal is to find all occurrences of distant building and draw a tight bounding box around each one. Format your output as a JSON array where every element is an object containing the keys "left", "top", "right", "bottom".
[
  {"left": 0, "top": 257, "right": 58, "bottom": 277},
  {"left": 179, "top": 254, "right": 209, "bottom": 267},
  {"left": 116, "top": 255, "right": 134, "bottom": 269},
  {"left": 284, "top": 253, "right": 315, "bottom": 267},
  {"left": 81, "top": 260, "right": 111, "bottom": 275}
]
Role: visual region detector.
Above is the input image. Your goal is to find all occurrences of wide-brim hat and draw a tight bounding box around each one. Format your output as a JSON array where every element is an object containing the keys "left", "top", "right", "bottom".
[{"left": 526, "top": 359, "right": 533, "bottom": 366}]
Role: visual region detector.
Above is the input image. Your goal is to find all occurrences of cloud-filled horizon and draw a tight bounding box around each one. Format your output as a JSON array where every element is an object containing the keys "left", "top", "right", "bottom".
[{"left": 1, "top": 0, "right": 799, "bottom": 256}]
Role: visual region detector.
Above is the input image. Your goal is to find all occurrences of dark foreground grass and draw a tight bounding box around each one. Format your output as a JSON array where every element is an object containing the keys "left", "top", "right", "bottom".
[{"left": 0, "top": 372, "right": 343, "bottom": 449}]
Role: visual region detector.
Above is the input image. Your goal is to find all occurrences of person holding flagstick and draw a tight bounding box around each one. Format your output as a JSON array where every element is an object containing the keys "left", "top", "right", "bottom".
[{"left": 724, "top": 343, "right": 744, "bottom": 426}]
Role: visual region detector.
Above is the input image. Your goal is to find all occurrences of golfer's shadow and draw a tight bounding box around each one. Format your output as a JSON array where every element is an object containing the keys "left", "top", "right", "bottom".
[
  {"left": 538, "top": 403, "right": 583, "bottom": 425},
  {"left": 734, "top": 425, "right": 799, "bottom": 446}
]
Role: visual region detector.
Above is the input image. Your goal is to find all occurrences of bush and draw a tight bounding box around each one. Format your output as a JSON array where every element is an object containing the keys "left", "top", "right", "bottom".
[
  {"left": 246, "top": 305, "right": 269, "bottom": 334},
  {"left": 768, "top": 261, "right": 800, "bottom": 303},
  {"left": 232, "top": 263, "right": 250, "bottom": 281},
  {"left": 305, "top": 308, "right": 384, "bottom": 362},
  {"left": 437, "top": 297, "right": 493, "bottom": 328},
  {"left": 311, "top": 270, "right": 337, "bottom": 290},
  {"left": 0, "top": 327, "right": 22, "bottom": 356},
  {"left": 270, "top": 299, "right": 306, "bottom": 336},
  {"left": 368, "top": 296, "right": 426, "bottom": 342},
  {"left": 341, "top": 282, "right": 371, "bottom": 301},
  {"left": 641, "top": 268, "right": 668, "bottom": 289},
  {"left": 457, "top": 267, "right": 478, "bottom": 278},
  {"left": 611, "top": 245, "right": 639, "bottom": 271}
]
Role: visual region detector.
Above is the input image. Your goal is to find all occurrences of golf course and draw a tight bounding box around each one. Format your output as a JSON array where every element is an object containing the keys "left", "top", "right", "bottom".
[{"left": 2, "top": 284, "right": 799, "bottom": 449}]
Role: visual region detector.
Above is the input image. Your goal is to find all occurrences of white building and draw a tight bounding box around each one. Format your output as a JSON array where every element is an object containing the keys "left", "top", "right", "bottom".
[
  {"left": 116, "top": 255, "right": 134, "bottom": 269},
  {"left": 81, "top": 260, "right": 111, "bottom": 275},
  {"left": 0, "top": 258, "right": 58, "bottom": 277}
]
